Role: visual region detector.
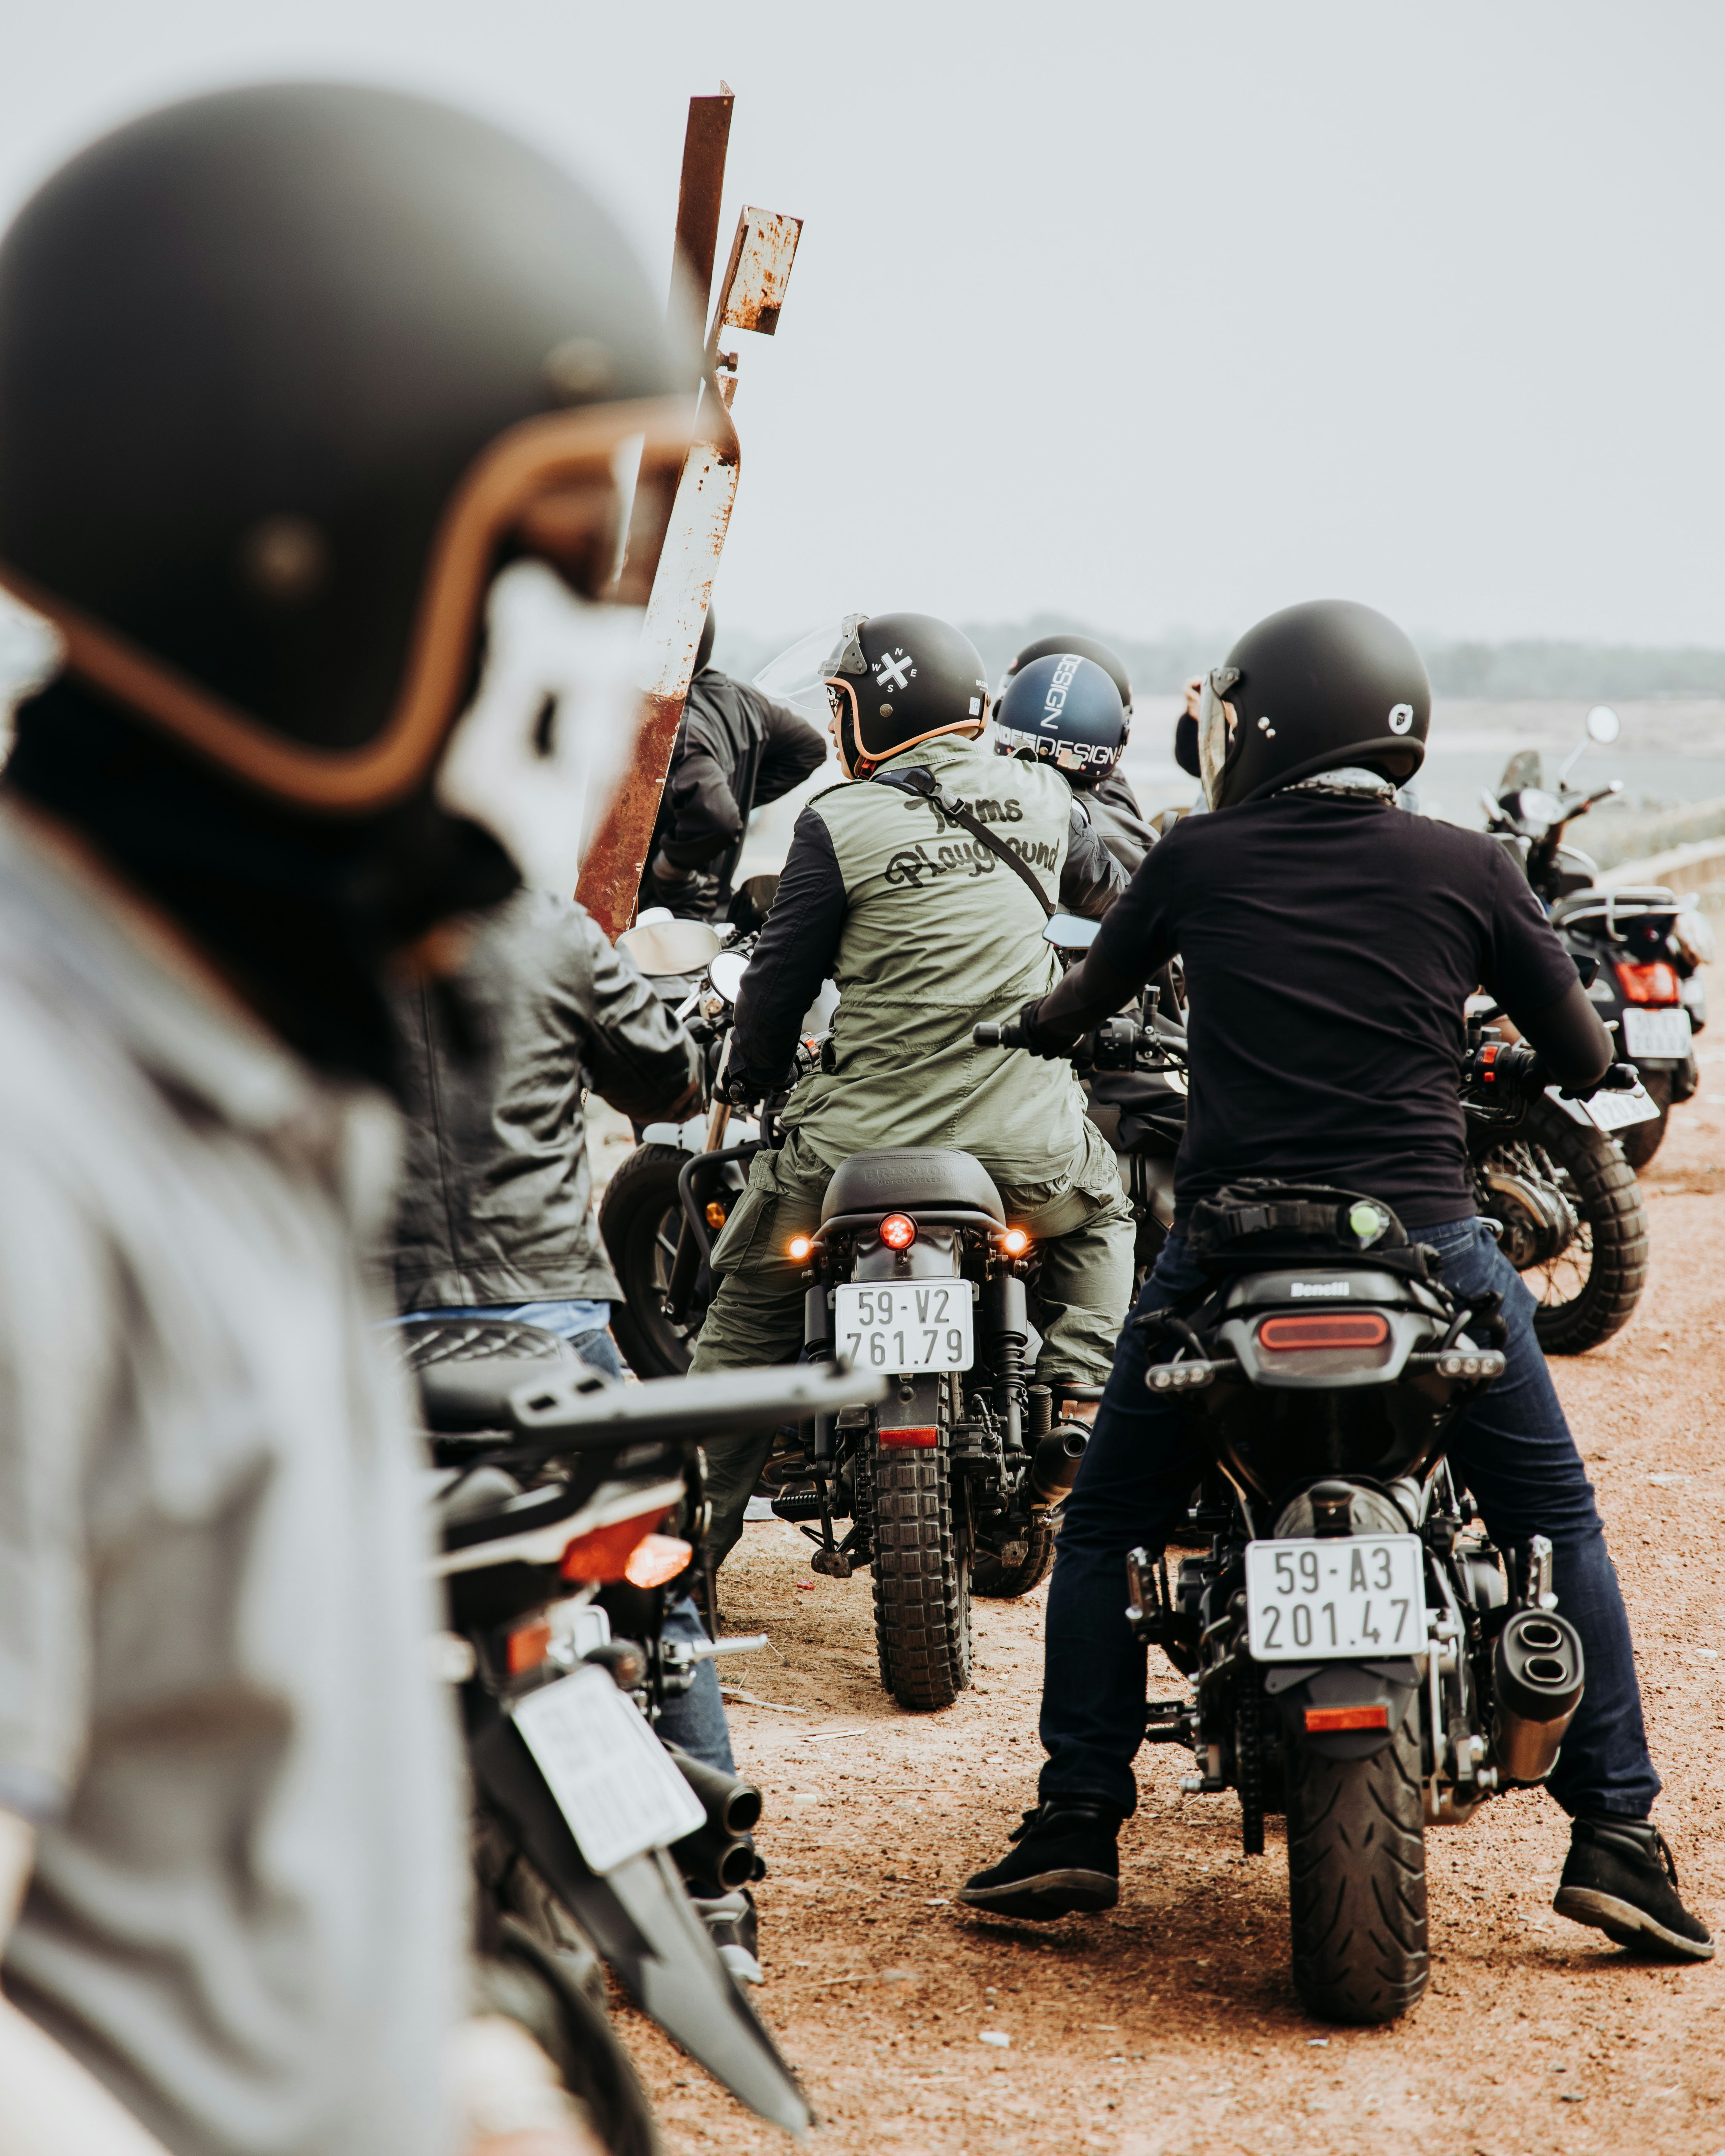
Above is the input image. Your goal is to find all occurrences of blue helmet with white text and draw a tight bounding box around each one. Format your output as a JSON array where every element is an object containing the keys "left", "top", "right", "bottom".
[{"left": 992, "top": 651, "right": 1127, "bottom": 788}]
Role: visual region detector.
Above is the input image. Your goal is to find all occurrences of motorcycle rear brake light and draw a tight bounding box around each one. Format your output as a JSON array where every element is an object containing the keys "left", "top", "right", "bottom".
[
  {"left": 1615, "top": 959, "right": 1679, "bottom": 1004},
  {"left": 879, "top": 1213, "right": 917, "bottom": 1250},
  {"left": 878, "top": 1425, "right": 939, "bottom": 1447},
  {"left": 1304, "top": 1704, "right": 1389, "bottom": 1732},
  {"left": 506, "top": 1617, "right": 553, "bottom": 1676},
  {"left": 1258, "top": 1312, "right": 1390, "bottom": 1352},
  {"left": 560, "top": 1506, "right": 673, "bottom": 1584},
  {"left": 786, "top": 1234, "right": 814, "bottom": 1262},
  {"left": 1001, "top": 1227, "right": 1031, "bottom": 1257},
  {"left": 624, "top": 1533, "right": 694, "bottom": 1588}
]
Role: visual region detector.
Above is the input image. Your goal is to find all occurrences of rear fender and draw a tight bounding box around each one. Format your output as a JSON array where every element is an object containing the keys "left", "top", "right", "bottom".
[
  {"left": 1270, "top": 1658, "right": 1421, "bottom": 1762},
  {"left": 465, "top": 1688, "right": 813, "bottom": 2131}
]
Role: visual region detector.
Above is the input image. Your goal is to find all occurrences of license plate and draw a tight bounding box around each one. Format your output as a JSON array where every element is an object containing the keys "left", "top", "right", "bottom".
[
  {"left": 1545, "top": 1081, "right": 1661, "bottom": 1133},
  {"left": 833, "top": 1280, "right": 974, "bottom": 1373},
  {"left": 1622, "top": 1006, "right": 1692, "bottom": 1061},
  {"left": 1244, "top": 1535, "right": 1425, "bottom": 1662},
  {"left": 512, "top": 1666, "right": 705, "bottom": 1874}
]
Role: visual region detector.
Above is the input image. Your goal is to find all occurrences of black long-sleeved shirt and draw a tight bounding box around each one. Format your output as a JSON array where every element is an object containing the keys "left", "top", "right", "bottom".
[
  {"left": 639, "top": 667, "right": 827, "bottom": 919},
  {"left": 1037, "top": 790, "right": 1609, "bottom": 1227}
]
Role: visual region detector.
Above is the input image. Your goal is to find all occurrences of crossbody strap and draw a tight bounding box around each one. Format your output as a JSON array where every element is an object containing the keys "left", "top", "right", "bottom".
[{"left": 872, "top": 765, "right": 1055, "bottom": 919}]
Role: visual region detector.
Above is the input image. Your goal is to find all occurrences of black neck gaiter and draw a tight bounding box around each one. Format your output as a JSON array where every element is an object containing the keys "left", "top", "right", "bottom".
[{"left": 5, "top": 681, "right": 517, "bottom": 1092}]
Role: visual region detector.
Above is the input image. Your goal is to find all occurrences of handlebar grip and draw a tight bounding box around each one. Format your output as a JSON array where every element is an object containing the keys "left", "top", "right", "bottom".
[
  {"left": 972, "top": 1022, "right": 1026, "bottom": 1050},
  {"left": 1597, "top": 1061, "right": 1641, "bottom": 1092}
]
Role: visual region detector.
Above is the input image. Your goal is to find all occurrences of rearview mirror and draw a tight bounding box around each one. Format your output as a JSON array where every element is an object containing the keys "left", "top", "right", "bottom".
[
  {"left": 618, "top": 918, "right": 724, "bottom": 978},
  {"left": 1586, "top": 704, "right": 1621, "bottom": 745},
  {"left": 1043, "top": 915, "right": 1101, "bottom": 952},
  {"left": 708, "top": 949, "right": 750, "bottom": 1004}
]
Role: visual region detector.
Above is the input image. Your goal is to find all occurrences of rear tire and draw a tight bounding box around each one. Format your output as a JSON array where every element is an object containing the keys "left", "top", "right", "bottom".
[
  {"left": 972, "top": 1521, "right": 1055, "bottom": 1598},
  {"left": 1617, "top": 1068, "right": 1672, "bottom": 1171},
  {"left": 868, "top": 1439, "right": 973, "bottom": 1711},
  {"left": 599, "top": 1144, "right": 696, "bottom": 1377},
  {"left": 1286, "top": 1711, "right": 1428, "bottom": 2025}
]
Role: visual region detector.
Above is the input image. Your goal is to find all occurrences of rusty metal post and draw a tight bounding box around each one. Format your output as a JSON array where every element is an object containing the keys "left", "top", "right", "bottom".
[
  {"left": 576, "top": 205, "right": 803, "bottom": 937},
  {"left": 616, "top": 90, "right": 734, "bottom": 607}
]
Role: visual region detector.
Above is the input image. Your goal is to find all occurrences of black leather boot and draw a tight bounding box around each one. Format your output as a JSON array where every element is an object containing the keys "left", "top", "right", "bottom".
[
  {"left": 958, "top": 1798, "right": 1122, "bottom": 1920},
  {"left": 1553, "top": 1816, "right": 1714, "bottom": 1961}
]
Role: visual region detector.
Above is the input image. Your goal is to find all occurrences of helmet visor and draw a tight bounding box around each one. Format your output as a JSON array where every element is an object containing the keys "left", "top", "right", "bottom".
[{"left": 751, "top": 613, "right": 868, "bottom": 724}]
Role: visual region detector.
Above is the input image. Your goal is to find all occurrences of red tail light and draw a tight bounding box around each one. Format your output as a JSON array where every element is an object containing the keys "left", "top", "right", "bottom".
[
  {"left": 1615, "top": 959, "right": 1679, "bottom": 1005},
  {"left": 878, "top": 1425, "right": 939, "bottom": 1448},
  {"left": 624, "top": 1533, "right": 693, "bottom": 1588},
  {"left": 879, "top": 1213, "right": 917, "bottom": 1250},
  {"left": 1304, "top": 1704, "right": 1389, "bottom": 1732},
  {"left": 561, "top": 1507, "right": 673, "bottom": 1584},
  {"left": 1258, "top": 1312, "right": 1390, "bottom": 1353}
]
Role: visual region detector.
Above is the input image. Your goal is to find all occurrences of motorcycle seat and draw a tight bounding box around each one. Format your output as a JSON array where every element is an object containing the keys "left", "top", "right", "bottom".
[
  {"left": 820, "top": 1147, "right": 1005, "bottom": 1225},
  {"left": 394, "top": 1316, "right": 600, "bottom": 1433},
  {"left": 1551, "top": 884, "right": 1677, "bottom": 924}
]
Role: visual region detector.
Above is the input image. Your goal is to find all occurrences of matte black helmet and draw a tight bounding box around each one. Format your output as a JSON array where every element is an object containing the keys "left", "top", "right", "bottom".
[
  {"left": 822, "top": 612, "right": 989, "bottom": 777},
  {"left": 992, "top": 651, "right": 1127, "bottom": 788},
  {"left": 1199, "top": 599, "right": 1430, "bottom": 811},
  {"left": 1006, "top": 631, "right": 1133, "bottom": 718},
  {"left": 0, "top": 82, "right": 691, "bottom": 860}
]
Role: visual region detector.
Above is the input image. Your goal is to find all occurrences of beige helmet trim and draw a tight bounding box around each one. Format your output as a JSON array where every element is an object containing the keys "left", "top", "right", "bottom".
[{"left": 0, "top": 392, "right": 693, "bottom": 813}]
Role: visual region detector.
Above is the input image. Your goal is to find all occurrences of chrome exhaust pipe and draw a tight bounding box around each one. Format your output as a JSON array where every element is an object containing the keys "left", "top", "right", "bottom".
[{"left": 1029, "top": 1422, "right": 1088, "bottom": 1505}]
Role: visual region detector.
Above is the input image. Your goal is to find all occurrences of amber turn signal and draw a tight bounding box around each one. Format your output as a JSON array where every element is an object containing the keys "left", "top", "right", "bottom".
[
  {"left": 561, "top": 1507, "right": 672, "bottom": 1584},
  {"left": 506, "top": 1617, "right": 553, "bottom": 1676},
  {"left": 1001, "top": 1227, "right": 1031, "bottom": 1257},
  {"left": 786, "top": 1234, "right": 814, "bottom": 1262},
  {"left": 624, "top": 1533, "right": 694, "bottom": 1588}
]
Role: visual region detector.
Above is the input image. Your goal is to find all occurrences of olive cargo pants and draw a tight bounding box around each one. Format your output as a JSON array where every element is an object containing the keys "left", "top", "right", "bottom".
[{"left": 689, "top": 1123, "right": 1135, "bottom": 1565}]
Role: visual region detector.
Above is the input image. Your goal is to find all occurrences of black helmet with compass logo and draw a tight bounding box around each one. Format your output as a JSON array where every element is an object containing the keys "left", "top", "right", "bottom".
[{"left": 819, "top": 611, "right": 990, "bottom": 777}]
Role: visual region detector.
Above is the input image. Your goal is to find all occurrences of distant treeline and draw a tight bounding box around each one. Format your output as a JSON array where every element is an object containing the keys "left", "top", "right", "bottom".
[
  {"left": 715, "top": 615, "right": 1725, "bottom": 700},
  {"left": 959, "top": 616, "right": 1725, "bottom": 699}
]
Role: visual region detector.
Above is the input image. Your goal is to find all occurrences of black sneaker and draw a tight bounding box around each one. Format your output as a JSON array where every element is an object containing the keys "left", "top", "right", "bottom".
[
  {"left": 1553, "top": 1816, "right": 1715, "bottom": 1962},
  {"left": 958, "top": 1799, "right": 1121, "bottom": 1921},
  {"left": 690, "top": 1887, "right": 763, "bottom": 1986}
]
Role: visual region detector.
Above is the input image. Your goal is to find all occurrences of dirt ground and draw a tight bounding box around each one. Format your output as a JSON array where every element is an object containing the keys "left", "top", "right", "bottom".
[{"left": 619, "top": 1036, "right": 1725, "bottom": 2156}]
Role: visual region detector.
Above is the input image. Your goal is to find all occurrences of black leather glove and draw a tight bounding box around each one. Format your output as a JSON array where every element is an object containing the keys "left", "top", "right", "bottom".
[{"left": 1017, "top": 997, "right": 1069, "bottom": 1060}]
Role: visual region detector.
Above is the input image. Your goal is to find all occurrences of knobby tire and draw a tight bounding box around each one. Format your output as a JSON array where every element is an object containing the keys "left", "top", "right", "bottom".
[{"left": 868, "top": 1436, "right": 973, "bottom": 1711}]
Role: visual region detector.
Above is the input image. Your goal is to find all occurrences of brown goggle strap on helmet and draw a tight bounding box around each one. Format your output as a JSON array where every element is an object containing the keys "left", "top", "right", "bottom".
[{"left": 0, "top": 393, "right": 692, "bottom": 814}]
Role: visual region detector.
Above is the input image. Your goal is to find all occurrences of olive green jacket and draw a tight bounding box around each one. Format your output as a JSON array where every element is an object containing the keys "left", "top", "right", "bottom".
[{"left": 732, "top": 733, "right": 1112, "bottom": 1177}]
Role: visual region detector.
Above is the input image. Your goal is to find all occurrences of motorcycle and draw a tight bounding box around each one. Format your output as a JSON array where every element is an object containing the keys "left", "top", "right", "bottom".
[
  {"left": 402, "top": 1319, "right": 881, "bottom": 2144},
  {"left": 972, "top": 1017, "right": 1639, "bottom": 2025},
  {"left": 1482, "top": 702, "right": 1714, "bottom": 1170}
]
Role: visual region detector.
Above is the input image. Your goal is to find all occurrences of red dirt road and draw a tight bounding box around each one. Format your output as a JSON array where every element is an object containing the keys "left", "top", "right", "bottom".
[{"left": 626, "top": 1040, "right": 1725, "bottom": 2156}]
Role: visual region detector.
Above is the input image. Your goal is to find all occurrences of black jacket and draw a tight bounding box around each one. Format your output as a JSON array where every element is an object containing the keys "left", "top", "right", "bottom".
[
  {"left": 390, "top": 890, "right": 699, "bottom": 1306},
  {"left": 1082, "top": 766, "right": 1158, "bottom": 871},
  {"left": 640, "top": 667, "right": 828, "bottom": 919}
]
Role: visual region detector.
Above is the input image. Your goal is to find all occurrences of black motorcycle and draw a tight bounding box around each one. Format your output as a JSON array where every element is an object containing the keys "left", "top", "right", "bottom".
[
  {"left": 974, "top": 1017, "right": 1639, "bottom": 2024},
  {"left": 402, "top": 1322, "right": 880, "bottom": 2145},
  {"left": 776, "top": 1148, "right": 1104, "bottom": 1709},
  {"left": 1482, "top": 703, "right": 1713, "bottom": 1171}
]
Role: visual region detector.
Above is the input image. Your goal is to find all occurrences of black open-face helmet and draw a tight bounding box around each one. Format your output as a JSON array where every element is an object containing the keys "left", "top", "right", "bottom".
[
  {"left": 992, "top": 651, "right": 1127, "bottom": 788},
  {"left": 752, "top": 611, "right": 989, "bottom": 776},
  {"left": 1197, "top": 599, "right": 1430, "bottom": 811},
  {"left": 0, "top": 82, "right": 694, "bottom": 891}
]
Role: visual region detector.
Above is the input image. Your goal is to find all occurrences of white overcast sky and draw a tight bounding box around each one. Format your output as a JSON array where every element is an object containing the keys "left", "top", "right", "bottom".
[{"left": 3, "top": 0, "right": 1721, "bottom": 651}]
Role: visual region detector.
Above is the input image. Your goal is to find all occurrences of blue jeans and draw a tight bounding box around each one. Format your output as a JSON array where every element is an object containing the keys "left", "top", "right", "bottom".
[
  {"left": 1039, "top": 1218, "right": 1658, "bottom": 1822},
  {"left": 413, "top": 1303, "right": 735, "bottom": 1776}
]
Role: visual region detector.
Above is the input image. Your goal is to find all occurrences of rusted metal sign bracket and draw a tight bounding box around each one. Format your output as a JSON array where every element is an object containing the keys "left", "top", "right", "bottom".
[{"left": 576, "top": 196, "right": 802, "bottom": 937}]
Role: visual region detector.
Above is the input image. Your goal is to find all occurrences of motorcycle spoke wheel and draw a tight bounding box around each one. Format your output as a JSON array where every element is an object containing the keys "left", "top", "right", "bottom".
[{"left": 598, "top": 1144, "right": 698, "bottom": 1377}]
